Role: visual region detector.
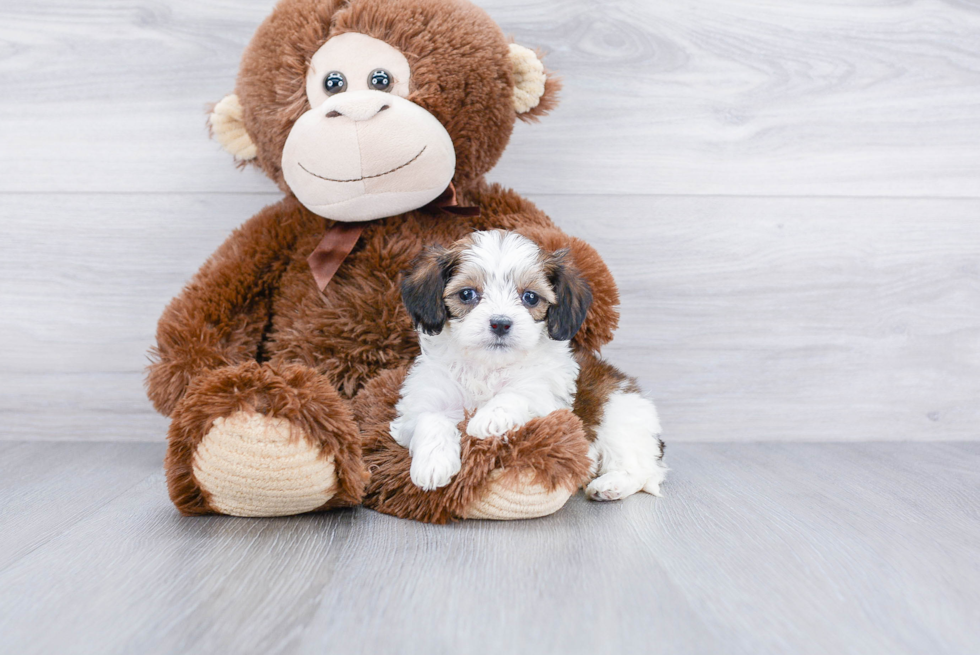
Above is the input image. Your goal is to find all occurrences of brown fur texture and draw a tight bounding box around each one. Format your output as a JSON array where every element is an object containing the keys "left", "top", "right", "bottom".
[
  {"left": 400, "top": 241, "right": 465, "bottom": 335},
  {"left": 238, "top": 0, "right": 523, "bottom": 191},
  {"left": 573, "top": 351, "right": 641, "bottom": 441},
  {"left": 353, "top": 368, "right": 591, "bottom": 524},
  {"left": 541, "top": 249, "right": 592, "bottom": 341},
  {"left": 147, "top": 0, "right": 646, "bottom": 518},
  {"left": 516, "top": 73, "right": 561, "bottom": 123},
  {"left": 573, "top": 350, "right": 664, "bottom": 459},
  {"left": 165, "top": 361, "right": 367, "bottom": 516},
  {"left": 517, "top": 223, "right": 619, "bottom": 353}
]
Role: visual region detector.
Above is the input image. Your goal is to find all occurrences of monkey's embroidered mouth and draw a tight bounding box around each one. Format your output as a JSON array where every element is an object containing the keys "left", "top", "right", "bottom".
[{"left": 298, "top": 146, "right": 426, "bottom": 183}]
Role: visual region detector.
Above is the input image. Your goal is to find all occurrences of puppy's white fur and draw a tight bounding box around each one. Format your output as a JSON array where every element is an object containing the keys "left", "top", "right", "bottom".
[
  {"left": 392, "top": 231, "right": 578, "bottom": 490},
  {"left": 586, "top": 388, "right": 668, "bottom": 500},
  {"left": 394, "top": 230, "right": 668, "bottom": 499}
]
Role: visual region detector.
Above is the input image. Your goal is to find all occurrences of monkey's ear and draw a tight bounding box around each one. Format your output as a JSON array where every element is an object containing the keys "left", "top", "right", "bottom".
[
  {"left": 545, "top": 249, "right": 593, "bottom": 341},
  {"left": 208, "top": 94, "right": 258, "bottom": 161},
  {"left": 508, "top": 44, "right": 561, "bottom": 122},
  {"left": 400, "top": 246, "right": 457, "bottom": 336}
]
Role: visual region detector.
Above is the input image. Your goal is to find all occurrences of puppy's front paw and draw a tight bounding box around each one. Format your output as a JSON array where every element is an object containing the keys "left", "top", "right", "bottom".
[
  {"left": 410, "top": 449, "right": 461, "bottom": 491},
  {"left": 389, "top": 418, "right": 409, "bottom": 448},
  {"left": 408, "top": 414, "right": 462, "bottom": 490},
  {"left": 466, "top": 405, "right": 524, "bottom": 439}
]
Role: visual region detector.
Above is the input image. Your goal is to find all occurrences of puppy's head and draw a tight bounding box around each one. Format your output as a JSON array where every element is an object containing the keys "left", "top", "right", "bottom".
[{"left": 401, "top": 231, "right": 593, "bottom": 357}]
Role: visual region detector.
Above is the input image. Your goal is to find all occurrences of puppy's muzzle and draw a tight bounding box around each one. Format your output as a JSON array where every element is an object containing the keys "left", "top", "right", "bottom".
[{"left": 489, "top": 315, "right": 513, "bottom": 338}]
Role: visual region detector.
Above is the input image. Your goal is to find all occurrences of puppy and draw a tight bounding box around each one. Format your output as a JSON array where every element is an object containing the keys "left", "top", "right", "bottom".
[{"left": 392, "top": 230, "right": 591, "bottom": 490}]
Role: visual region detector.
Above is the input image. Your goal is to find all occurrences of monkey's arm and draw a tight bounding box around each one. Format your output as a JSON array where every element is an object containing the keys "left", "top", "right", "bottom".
[{"left": 146, "top": 198, "right": 315, "bottom": 416}]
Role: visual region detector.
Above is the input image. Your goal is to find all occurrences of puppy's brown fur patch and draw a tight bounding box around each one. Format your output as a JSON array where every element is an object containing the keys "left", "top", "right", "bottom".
[
  {"left": 401, "top": 244, "right": 462, "bottom": 335},
  {"left": 441, "top": 237, "right": 486, "bottom": 320},
  {"left": 573, "top": 351, "right": 642, "bottom": 442},
  {"left": 541, "top": 249, "right": 593, "bottom": 341},
  {"left": 439, "top": 233, "right": 560, "bottom": 323},
  {"left": 517, "top": 254, "right": 557, "bottom": 322}
]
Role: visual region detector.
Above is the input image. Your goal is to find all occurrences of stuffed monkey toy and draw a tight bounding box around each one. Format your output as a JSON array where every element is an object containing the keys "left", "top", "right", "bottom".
[{"left": 147, "top": 0, "right": 667, "bottom": 523}]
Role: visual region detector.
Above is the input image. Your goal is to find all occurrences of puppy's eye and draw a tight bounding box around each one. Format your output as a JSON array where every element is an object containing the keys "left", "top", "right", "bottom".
[
  {"left": 458, "top": 288, "right": 479, "bottom": 304},
  {"left": 522, "top": 290, "right": 540, "bottom": 307},
  {"left": 324, "top": 71, "right": 347, "bottom": 95},
  {"left": 368, "top": 68, "right": 392, "bottom": 92}
]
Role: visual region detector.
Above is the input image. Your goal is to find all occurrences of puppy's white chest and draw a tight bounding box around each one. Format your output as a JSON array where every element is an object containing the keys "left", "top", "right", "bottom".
[{"left": 453, "top": 365, "right": 513, "bottom": 410}]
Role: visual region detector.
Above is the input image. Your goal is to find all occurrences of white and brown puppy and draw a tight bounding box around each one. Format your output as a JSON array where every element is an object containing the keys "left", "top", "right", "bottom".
[{"left": 392, "top": 230, "right": 591, "bottom": 490}]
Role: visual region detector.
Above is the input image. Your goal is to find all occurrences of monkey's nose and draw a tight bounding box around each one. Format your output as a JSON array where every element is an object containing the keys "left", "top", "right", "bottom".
[
  {"left": 489, "top": 316, "right": 513, "bottom": 337},
  {"left": 323, "top": 92, "right": 392, "bottom": 121}
]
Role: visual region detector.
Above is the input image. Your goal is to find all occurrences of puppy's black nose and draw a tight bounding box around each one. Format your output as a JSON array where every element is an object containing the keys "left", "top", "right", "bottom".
[{"left": 489, "top": 315, "right": 512, "bottom": 337}]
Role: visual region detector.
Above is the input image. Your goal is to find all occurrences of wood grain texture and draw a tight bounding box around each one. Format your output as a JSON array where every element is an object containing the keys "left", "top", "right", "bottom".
[
  {"left": 0, "top": 441, "right": 165, "bottom": 570},
  {"left": 0, "top": 441, "right": 977, "bottom": 654},
  {"left": 2, "top": 2, "right": 977, "bottom": 651},
  {"left": 543, "top": 194, "right": 980, "bottom": 442},
  {"left": 2, "top": 193, "right": 977, "bottom": 442},
  {"left": 1, "top": 0, "right": 979, "bottom": 196},
  {"left": 0, "top": 193, "right": 271, "bottom": 441}
]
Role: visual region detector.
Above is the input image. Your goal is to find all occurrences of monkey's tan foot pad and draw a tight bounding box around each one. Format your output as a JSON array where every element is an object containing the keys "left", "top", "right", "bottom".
[
  {"left": 192, "top": 411, "right": 337, "bottom": 517},
  {"left": 462, "top": 469, "right": 574, "bottom": 520}
]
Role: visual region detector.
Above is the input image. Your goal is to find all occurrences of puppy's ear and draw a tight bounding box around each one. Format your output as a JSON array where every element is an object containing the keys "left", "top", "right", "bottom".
[
  {"left": 545, "top": 248, "right": 593, "bottom": 341},
  {"left": 401, "top": 246, "right": 458, "bottom": 336}
]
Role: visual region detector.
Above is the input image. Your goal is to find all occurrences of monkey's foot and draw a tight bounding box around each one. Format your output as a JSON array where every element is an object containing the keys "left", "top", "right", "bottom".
[
  {"left": 165, "top": 362, "right": 366, "bottom": 517},
  {"left": 191, "top": 411, "right": 338, "bottom": 517},
  {"left": 462, "top": 469, "right": 574, "bottom": 520}
]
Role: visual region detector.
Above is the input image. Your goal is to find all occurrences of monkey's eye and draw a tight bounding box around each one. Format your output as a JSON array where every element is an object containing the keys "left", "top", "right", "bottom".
[
  {"left": 324, "top": 71, "right": 347, "bottom": 95},
  {"left": 522, "top": 290, "right": 539, "bottom": 307},
  {"left": 458, "top": 288, "right": 479, "bottom": 304},
  {"left": 368, "top": 69, "right": 392, "bottom": 92}
]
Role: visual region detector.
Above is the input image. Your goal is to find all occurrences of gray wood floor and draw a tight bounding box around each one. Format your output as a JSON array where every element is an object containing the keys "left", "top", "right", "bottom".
[{"left": 1, "top": 441, "right": 978, "bottom": 655}]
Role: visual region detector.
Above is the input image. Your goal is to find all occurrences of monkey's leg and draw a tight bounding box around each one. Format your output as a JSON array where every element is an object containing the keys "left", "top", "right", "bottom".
[{"left": 166, "top": 361, "right": 366, "bottom": 516}]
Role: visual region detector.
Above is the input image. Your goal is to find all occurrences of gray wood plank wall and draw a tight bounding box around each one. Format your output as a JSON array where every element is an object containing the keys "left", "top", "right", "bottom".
[{"left": 1, "top": 0, "right": 978, "bottom": 442}]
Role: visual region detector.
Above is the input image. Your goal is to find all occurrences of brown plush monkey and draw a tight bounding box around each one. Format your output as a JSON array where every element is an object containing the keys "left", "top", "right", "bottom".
[{"left": 146, "top": 0, "right": 665, "bottom": 523}]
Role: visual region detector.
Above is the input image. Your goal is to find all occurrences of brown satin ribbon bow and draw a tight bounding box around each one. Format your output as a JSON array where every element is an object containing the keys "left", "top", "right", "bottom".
[
  {"left": 307, "top": 221, "right": 367, "bottom": 292},
  {"left": 419, "top": 182, "right": 481, "bottom": 217},
  {"left": 307, "top": 183, "right": 480, "bottom": 291}
]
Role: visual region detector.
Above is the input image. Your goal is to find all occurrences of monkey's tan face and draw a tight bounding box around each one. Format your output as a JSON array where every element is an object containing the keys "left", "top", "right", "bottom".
[{"left": 281, "top": 33, "right": 456, "bottom": 222}]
